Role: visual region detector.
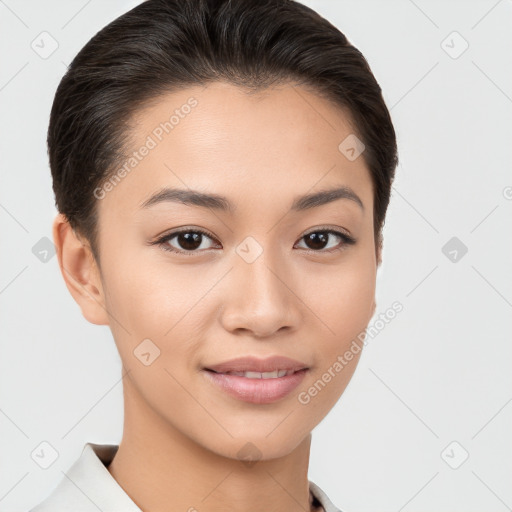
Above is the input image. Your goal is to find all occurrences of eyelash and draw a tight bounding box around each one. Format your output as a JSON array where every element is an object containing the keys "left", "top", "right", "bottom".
[{"left": 150, "top": 226, "right": 356, "bottom": 256}]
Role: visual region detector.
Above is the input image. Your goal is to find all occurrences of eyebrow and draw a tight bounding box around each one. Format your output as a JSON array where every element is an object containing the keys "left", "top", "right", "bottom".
[{"left": 139, "top": 185, "right": 364, "bottom": 213}]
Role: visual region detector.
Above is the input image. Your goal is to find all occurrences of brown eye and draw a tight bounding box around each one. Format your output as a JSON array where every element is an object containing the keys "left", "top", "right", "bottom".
[
  {"left": 296, "top": 229, "right": 356, "bottom": 253},
  {"left": 155, "top": 228, "right": 219, "bottom": 255},
  {"left": 303, "top": 232, "right": 330, "bottom": 250},
  {"left": 173, "top": 232, "right": 204, "bottom": 251}
]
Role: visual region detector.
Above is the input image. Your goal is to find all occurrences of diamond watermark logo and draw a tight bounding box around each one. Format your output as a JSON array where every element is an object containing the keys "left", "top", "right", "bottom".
[
  {"left": 441, "top": 441, "right": 469, "bottom": 469},
  {"left": 338, "top": 134, "right": 365, "bottom": 161},
  {"left": 31, "top": 31, "right": 59, "bottom": 59},
  {"left": 31, "top": 441, "right": 59, "bottom": 469},
  {"left": 134, "top": 338, "right": 161, "bottom": 366},
  {"left": 442, "top": 236, "right": 468, "bottom": 263},
  {"left": 32, "top": 236, "right": 56, "bottom": 263},
  {"left": 441, "top": 31, "right": 469, "bottom": 59},
  {"left": 235, "top": 236, "right": 263, "bottom": 264}
]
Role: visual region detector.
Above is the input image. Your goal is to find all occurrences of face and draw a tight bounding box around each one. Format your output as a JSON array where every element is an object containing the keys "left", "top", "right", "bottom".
[{"left": 82, "top": 81, "right": 378, "bottom": 460}]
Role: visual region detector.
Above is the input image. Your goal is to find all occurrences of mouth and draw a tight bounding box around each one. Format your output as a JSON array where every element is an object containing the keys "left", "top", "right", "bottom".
[
  {"left": 203, "top": 355, "right": 309, "bottom": 375},
  {"left": 202, "top": 368, "right": 309, "bottom": 404},
  {"left": 204, "top": 368, "right": 306, "bottom": 379}
]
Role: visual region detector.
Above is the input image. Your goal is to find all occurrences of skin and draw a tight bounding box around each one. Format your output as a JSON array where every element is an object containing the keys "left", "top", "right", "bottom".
[{"left": 53, "top": 81, "right": 380, "bottom": 512}]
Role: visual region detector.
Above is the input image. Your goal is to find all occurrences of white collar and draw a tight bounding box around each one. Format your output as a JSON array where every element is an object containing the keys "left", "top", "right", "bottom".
[{"left": 30, "top": 442, "right": 342, "bottom": 512}]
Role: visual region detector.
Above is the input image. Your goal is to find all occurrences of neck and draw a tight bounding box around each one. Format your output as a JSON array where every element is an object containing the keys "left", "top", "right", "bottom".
[{"left": 107, "top": 375, "right": 318, "bottom": 512}]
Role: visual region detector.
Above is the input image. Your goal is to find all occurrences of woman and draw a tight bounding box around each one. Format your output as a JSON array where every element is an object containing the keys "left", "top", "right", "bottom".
[{"left": 31, "top": 0, "right": 398, "bottom": 510}]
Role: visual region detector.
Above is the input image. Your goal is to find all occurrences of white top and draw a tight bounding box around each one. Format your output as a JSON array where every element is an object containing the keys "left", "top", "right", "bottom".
[{"left": 29, "top": 443, "right": 343, "bottom": 512}]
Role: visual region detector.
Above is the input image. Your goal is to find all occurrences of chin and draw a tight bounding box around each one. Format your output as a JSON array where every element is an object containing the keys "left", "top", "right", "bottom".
[{"left": 204, "top": 429, "right": 309, "bottom": 463}]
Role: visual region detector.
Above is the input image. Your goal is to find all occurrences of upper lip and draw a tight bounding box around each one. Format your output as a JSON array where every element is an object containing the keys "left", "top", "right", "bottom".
[{"left": 204, "top": 356, "right": 309, "bottom": 373}]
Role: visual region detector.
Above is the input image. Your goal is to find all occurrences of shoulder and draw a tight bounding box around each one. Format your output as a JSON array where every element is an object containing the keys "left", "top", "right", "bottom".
[
  {"left": 28, "top": 475, "right": 100, "bottom": 511},
  {"left": 28, "top": 442, "right": 140, "bottom": 512},
  {"left": 309, "top": 480, "right": 346, "bottom": 512}
]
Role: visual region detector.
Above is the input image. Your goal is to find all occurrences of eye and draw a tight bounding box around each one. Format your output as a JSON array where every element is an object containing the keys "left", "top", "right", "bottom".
[
  {"left": 295, "top": 229, "right": 356, "bottom": 253},
  {"left": 152, "top": 228, "right": 219, "bottom": 255},
  {"left": 150, "top": 226, "right": 356, "bottom": 256}
]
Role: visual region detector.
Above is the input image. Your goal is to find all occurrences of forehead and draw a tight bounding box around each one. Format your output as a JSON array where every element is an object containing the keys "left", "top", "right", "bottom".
[{"left": 97, "top": 81, "right": 373, "bottom": 219}]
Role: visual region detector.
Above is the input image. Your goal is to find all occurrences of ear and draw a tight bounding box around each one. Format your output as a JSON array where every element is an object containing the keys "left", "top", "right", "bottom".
[
  {"left": 52, "top": 213, "right": 109, "bottom": 325},
  {"left": 376, "top": 232, "right": 383, "bottom": 268},
  {"left": 370, "top": 235, "right": 382, "bottom": 321}
]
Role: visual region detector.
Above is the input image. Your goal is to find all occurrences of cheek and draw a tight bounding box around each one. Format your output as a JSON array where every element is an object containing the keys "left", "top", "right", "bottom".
[
  {"left": 100, "top": 248, "right": 219, "bottom": 378},
  {"left": 294, "top": 261, "right": 375, "bottom": 414},
  {"left": 102, "top": 247, "right": 204, "bottom": 333},
  {"left": 100, "top": 252, "right": 202, "bottom": 390},
  {"left": 305, "top": 258, "right": 375, "bottom": 342}
]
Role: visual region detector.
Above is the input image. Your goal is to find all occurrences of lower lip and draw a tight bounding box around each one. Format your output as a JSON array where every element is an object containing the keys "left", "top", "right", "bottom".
[{"left": 202, "top": 369, "right": 308, "bottom": 404}]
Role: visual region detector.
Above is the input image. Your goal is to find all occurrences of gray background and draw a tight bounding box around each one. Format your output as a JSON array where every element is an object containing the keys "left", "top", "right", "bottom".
[{"left": 1, "top": 0, "right": 511, "bottom": 510}]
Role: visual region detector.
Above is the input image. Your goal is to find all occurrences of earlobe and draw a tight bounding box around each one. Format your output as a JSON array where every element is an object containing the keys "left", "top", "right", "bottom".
[{"left": 52, "top": 213, "right": 110, "bottom": 326}]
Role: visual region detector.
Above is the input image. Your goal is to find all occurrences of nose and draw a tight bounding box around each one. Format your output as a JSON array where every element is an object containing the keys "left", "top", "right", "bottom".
[{"left": 219, "top": 249, "right": 301, "bottom": 338}]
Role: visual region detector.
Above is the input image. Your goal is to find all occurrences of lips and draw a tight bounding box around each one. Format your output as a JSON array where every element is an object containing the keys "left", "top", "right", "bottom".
[
  {"left": 215, "top": 369, "right": 297, "bottom": 379},
  {"left": 204, "top": 355, "right": 309, "bottom": 374},
  {"left": 203, "top": 367, "right": 309, "bottom": 404}
]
